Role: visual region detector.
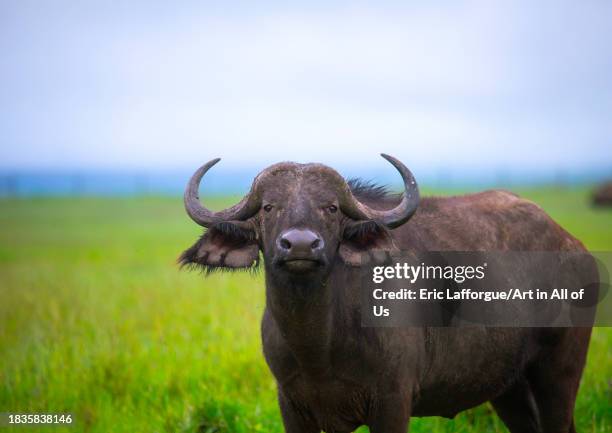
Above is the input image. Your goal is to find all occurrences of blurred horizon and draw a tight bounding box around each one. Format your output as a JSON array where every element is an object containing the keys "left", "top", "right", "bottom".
[
  {"left": 1, "top": 1, "right": 611, "bottom": 190},
  {"left": 1, "top": 163, "right": 610, "bottom": 196}
]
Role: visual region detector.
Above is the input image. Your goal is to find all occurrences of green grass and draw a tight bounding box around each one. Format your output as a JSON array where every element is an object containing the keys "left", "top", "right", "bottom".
[{"left": 0, "top": 188, "right": 610, "bottom": 433}]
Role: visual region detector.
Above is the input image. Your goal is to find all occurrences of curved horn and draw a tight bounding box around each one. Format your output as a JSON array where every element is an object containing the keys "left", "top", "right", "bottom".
[
  {"left": 184, "top": 158, "right": 261, "bottom": 227},
  {"left": 339, "top": 154, "right": 419, "bottom": 229}
]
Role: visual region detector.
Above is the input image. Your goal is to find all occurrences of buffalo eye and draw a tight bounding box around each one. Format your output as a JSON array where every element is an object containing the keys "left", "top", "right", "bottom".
[
  {"left": 328, "top": 205, "right": 338, "bottom": 213},
  {"left": 263, "top": 204, "right": 273, "bottom": 212}
]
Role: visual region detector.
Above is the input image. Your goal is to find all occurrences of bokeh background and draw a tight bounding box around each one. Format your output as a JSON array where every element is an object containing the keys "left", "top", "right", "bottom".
[{"left": 0, "top": 1, "right": 610, "bottom": 432}]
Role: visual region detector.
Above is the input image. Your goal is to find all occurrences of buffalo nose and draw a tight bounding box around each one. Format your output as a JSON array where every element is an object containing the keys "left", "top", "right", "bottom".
[{"left": 278, "top": 229, "right": 324, "bottom": 255}]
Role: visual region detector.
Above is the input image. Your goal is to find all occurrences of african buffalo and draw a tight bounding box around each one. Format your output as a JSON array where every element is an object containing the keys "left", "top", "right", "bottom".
[
  {"left": 181, "top": 155, "right": 592, "bottom": 433},
  {"left": 593, "top": 181, "right": 612, "bottom": 207}
]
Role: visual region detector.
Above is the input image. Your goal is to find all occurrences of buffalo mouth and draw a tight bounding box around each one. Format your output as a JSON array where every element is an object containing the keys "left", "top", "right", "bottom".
[{"left": 279, "top": 258, "right": 323, "bottom": 273}]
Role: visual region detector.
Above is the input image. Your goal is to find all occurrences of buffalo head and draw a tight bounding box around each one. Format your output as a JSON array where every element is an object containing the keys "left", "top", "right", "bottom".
[{"left": 180, "top": 154, "right": 419, "bottom": 279}]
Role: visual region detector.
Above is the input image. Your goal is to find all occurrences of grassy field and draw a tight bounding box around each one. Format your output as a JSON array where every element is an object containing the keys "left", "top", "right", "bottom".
[{"left": 0, "top": 187, "right": 610, "bottom": 433}]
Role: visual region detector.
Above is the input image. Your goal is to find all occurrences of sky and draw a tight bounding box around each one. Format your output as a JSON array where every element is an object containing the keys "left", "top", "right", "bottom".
[{"left": 1, "top": 0, "right": 611, "bottom": 180}]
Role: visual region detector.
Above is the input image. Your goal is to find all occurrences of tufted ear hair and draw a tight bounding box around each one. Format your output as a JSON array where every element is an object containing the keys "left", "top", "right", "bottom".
[
  {"left": 338, "top": 220, "right": 396, "bottom": 266},
  {"left": 179, "top": 222, "right": 259, "bottom": 273}
]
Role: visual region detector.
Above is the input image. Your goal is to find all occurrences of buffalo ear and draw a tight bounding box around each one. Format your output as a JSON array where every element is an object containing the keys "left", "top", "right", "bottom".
[
  {"left": 179, "top": 223, "right": 259, "bottom": 272},
  {"left": 338, "top": 220, "right": 396, "bottom": 266}
]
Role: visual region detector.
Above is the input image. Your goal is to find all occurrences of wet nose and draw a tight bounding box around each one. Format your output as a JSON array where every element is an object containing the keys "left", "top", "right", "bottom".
[{"left": 277, "top": 229, "right": 324, "bottom": 256}]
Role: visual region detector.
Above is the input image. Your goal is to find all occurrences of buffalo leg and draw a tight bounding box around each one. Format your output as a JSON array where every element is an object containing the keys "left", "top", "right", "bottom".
[
  {"left": 368, "top": 394, "right": 411, "bottom": 433},
  {"left": 278, "top": 391, "right": 320, "bottom": 433},
  {"left": 527, "top": 328, "right": 591, "bottom": 433},
  {"left": 492, "top": 379, "right": 541, "bottom": 433}
]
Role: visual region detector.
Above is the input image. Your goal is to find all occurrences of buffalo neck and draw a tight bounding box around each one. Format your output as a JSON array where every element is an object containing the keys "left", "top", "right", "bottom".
[{"left": 265, "top": 269, "right": 336, "bottom": 378}]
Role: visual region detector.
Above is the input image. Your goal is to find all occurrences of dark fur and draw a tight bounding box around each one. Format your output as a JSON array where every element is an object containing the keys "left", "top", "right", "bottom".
[
  {"left": 342, "top": 219, "right": 387, "bottom": 241},
  {"left": 343, "top": 180, "right": 397, "bottom": 249},
  {"left": 347, "top": 178, "right": 397, "bottom": 202},
  {"left": 182, "top": 172, "right": 593, "bottom": 433}
]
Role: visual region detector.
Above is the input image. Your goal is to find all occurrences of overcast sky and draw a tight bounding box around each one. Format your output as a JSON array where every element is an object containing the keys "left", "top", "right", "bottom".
[{"left": 1, "top": 0, "right": 611, "bottom": 175}]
